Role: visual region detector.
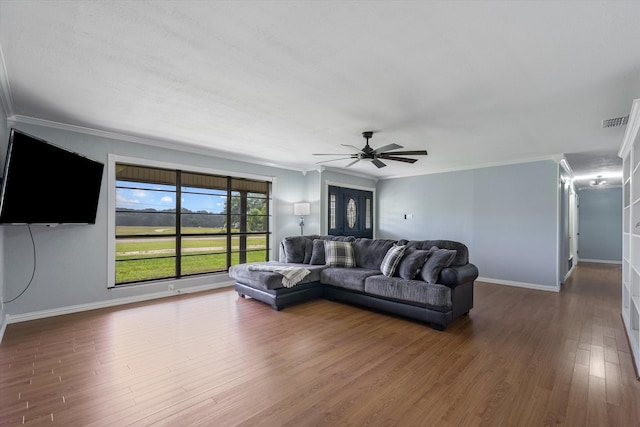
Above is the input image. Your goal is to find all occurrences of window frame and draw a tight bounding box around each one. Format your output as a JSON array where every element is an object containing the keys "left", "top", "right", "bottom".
[{"left": 107, "top": 154, "right": 275, "bottom": 288}]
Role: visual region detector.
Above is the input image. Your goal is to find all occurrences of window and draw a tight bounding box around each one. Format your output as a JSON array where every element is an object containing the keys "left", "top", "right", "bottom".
[
  {"left": 346, "top": 198, "right": 357, "bottom": 228},
  {"left": 330, "top": 194, "right": 336, "bottom": 229},
  {"left": 115, "top": 164, "right": 271, "bottom": 285}
]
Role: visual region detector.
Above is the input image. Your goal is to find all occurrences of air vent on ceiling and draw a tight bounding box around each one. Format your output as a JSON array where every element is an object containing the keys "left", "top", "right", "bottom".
[{"left": 602, "top": 115, "right": 629, "bottom": 128}]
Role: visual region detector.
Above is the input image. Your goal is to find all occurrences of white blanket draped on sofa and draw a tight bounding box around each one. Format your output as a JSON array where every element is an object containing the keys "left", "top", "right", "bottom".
[{"left": 247, "top": 263, "right": 311, "bottom": 288}]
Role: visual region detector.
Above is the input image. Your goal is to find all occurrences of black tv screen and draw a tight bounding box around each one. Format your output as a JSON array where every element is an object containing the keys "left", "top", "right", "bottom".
[{"left": 0, "top": 128, "right": 104, "bottom": 224}]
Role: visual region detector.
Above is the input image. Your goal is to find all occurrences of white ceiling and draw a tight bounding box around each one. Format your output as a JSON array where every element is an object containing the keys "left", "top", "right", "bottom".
[{"left": 0, "top": 1, "right": 638, "bottom": 185}]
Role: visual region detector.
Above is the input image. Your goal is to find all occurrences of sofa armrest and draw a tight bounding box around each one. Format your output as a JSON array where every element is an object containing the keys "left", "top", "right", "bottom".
[{"left": 438, "top": 263, "right": 479, "bottom": 287}]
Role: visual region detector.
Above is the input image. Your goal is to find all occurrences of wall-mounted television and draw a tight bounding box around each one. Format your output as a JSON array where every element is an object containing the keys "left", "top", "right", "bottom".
[{"left": 0, "top": 128, "right": 104, "bottom": 225}]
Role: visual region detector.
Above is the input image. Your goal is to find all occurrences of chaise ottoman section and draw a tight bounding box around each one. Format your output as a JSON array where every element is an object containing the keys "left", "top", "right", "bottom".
[
  {"left": 229, "top": 262, "right": 324, "bottom": 291},
  {"left": 229, "top": 262, "right": 326, "bottom": 310}
]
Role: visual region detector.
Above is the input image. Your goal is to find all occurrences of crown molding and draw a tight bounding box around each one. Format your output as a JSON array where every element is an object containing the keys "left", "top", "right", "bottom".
[
  {"left": 380, "top": 154, "right": 560, "bottom": 180},
  {"left": 576, "top": 184, "right": 623, "bottom": 191},
  {"left": 6, "top": 116, "right": 565, "bottom": 184},
  {"left": 7, "top": 114, "right": 310, "bottom": 174}
]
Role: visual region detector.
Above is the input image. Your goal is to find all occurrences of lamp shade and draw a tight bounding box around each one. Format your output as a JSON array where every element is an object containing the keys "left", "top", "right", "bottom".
[{"left": 294, "top": 203, "right": 310, "bottom": 216}]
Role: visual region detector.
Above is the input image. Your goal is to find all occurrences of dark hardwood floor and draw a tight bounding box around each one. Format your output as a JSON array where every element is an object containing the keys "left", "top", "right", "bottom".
[{"left": 1, "top": 262, "right": 639, "bottom": 426}]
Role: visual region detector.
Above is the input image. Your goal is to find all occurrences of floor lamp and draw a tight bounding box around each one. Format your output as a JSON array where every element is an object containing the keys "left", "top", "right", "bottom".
[{"left": 294, "top": 203, "right": 310, "bottom": 235}]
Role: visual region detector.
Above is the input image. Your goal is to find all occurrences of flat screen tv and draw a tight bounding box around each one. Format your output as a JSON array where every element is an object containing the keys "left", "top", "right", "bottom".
[{"left": 0, "top": 128, "right": 104, "bottom": 225}]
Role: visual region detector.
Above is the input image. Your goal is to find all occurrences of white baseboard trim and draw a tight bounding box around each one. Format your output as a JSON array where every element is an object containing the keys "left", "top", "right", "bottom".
[
  {"left": 0, "top": 314, "right": 7, "bottom": 345},
  {"left": 578, "top": 259, "right": 622, "bottom": 265},
  {"left": 3, "top": 281, "right": 234, "bottom": 329},
  {"left": 477, "top": 276, "right": 560, "bottom": 293}
]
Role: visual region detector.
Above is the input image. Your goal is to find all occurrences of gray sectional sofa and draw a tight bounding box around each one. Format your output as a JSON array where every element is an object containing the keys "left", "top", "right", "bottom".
[{"left": 228, "top": 235, "right": 478, "bottom": 330}]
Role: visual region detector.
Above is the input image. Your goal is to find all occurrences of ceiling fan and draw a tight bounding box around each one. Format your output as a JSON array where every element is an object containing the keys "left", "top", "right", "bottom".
[{"left": 313, "top": 131, "right": 428, "bottom": 168}]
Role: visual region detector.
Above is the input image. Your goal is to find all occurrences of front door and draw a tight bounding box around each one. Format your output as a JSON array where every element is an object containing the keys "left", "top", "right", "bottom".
[{"left": 328, "top": 185, "right": 373, "bottom": 238}]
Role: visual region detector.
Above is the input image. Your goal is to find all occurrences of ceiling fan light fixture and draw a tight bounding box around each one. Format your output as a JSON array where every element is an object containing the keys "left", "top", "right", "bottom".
[{"left": 590, "top": 176, "right": 607, "bottom": 186}]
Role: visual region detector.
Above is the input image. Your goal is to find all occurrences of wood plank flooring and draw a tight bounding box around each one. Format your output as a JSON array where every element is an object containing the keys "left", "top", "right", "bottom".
[{"left": 1, "top": 262, "right": 639, "bottom": 426}]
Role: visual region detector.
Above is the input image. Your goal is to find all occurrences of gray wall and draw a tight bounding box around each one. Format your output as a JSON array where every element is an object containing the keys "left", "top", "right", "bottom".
[
  {"left": 577, "top": 187, "right": 622, "bottom": 263},
  {"left": 376, "top": 160, "right": 560, "bottom": 289},
  {"left": 0, "top": 118, "right": 566, "bottom": 323},
  {"left": 0, "top": 122, "right": 319, "bottom": 317}
]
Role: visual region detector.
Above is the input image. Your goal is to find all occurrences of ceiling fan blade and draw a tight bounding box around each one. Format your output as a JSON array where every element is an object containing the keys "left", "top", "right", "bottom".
[
  {"left": 371, "top": 158, "right": 387, "bottom": 168},
  {"left": 313, "top": 153, "right": 352, "bottom": 156},
  {"left": 374, "top": 143, "right": 403, "bottom": 153},
  {"left": 315, "top": 157, "right": 354, "bottom": 165},
  {"left": 345, "top": 159, "right": 360, "bottom": 168},
  {"left": 383, "top": 150, "right": 428, "bottom": 156},
  {"left": 378, "top": 155, "right": 418, "bottom": 164},
  {"left": 341, "top": 144, "right": 364, "bottom": 152}
]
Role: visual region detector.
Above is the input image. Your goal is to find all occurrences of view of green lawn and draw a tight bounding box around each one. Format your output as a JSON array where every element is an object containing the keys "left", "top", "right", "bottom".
[{"left": 115, "top": 226, "right": 268, "bottom": 283}]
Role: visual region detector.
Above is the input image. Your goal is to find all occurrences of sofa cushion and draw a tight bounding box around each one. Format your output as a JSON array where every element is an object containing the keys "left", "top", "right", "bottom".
[
  {"left": 302, "top": 239, "right": 314, "bottom": 264},
  {"left": 309, "top": 239, "right": 325, "bottom": 265},
  {"left": 282, "top": 236, "right": 317, "bottom": 263},
  {"left": 396, "top": 247, "right": 432, "bottom": 280},
  {"left": 277, "top": 236, "right": 359, "bottom": 264},
  {"left": 324, "top": 241, "right": 356, "bottom": 267},
  {"left": 403, "top": 240, "right": 468, "bottom": 266},
  {"left": 352, "top": 238, "right": 397, "bottom": 270},
  {"left": 420, "top": 248, "right": 457, "bottom": 284},
  {"left": 229, "top": 262, "right": 325, "bottom": 291},
  {"left": 321, "top": 267, "right": 380, "bottom": 291},
  {"left": 380, "top": 245, "right": 406, "bottom": 277},
  {"left": 364, "top": 275, "right": 452, "bottom": 308}
]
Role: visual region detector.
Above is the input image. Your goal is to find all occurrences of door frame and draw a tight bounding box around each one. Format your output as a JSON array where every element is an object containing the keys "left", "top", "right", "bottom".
[{"left": 323, "top": 180, "right": 376, "bottom": 238}]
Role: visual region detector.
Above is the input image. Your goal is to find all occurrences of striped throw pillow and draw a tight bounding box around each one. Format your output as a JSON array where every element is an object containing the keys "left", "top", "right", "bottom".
[{"left": 380, "top": 245, "right": 406, "bottom": 277}]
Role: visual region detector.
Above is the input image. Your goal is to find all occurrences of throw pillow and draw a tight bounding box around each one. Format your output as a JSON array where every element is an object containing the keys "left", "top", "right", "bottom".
[
  {"left": 396, "top": 248, "right": 432, "bottom": 280},
  {"left": 283, "top": 236, "right": 306, "bottom": 263},
  {"left": 302, "top": 239, "right": 313, "bottom": 264},
  {"left": 324, "top": 240, "right": 355, "bottom": 268},
  {"left": 309, "top": 239, "right": 326, "bottom": 265},
  {"left": 380, "top": 245, "right": 406, "bottom": 277},
  {"left": 420, "top": 248, "right": 457, "bottom": 284}
]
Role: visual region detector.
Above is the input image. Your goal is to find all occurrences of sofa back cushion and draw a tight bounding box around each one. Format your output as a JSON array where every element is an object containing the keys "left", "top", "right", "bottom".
[
  {"left": 352, "top": 238, "right": 397, "bottom": 270},
  {"left": 309, "top": 239, "right": 326, "bottom": 265},
  {"left": 401, "top": 240, "right": 468, "bottom": 266},
  {"left": 282, "top": 235, "right": 320, "bottom": 263}
]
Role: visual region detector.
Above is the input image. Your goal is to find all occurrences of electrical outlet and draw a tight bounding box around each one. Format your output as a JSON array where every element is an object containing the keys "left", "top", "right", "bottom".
[{"left": 168, "top": 284, "right": 174, "bottom": 291}]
